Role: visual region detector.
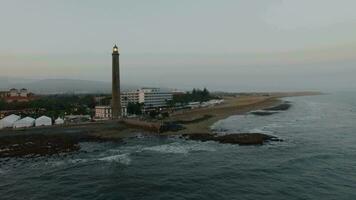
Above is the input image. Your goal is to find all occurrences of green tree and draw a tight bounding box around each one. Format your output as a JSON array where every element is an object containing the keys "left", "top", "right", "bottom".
[
  {"left": 127, "top": 102, "right": 143, "bottom": 115},
  {"left": 0, "top": 100, "right": 5, "bottom": 110},
  {"left": 172, "top": 88, "right": 213, "bottom": 104}
]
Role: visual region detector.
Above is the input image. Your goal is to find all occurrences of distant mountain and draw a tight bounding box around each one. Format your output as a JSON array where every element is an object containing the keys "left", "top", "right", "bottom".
[
  {"left": 0, "top": 77, "right": 138, "bottom": 94},
  {"left": 0, "top": 76, "right": 34, "bottom": 87}
]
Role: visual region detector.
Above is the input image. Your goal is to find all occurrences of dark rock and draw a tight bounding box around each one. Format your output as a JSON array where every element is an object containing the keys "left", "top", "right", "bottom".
[
  {"left": 183, "top": 133, "right": 282, "bottom": 145},
  {"left": 160, "top": 122, "right": 185, "bottom": 132},
  {"left": 0, "top": 134, "right": 122, "bottom": 158},
  {"left": 215, "top": 133, "right": 275, "bottom": 145},
  {"left": 264, "top": 102, "right": 291, "bottom": 111},
  {"left": 250, "top": 110, "right": 279, "bottom": 116},
  {"left": 250, "top": 102, "right": 291, "bottom": 116},
  {"left": 182, "top": 133, "right": 216, "bottom": 142},
  {"left": 211, "top": 127, "right": 229, "bottom": 133}
]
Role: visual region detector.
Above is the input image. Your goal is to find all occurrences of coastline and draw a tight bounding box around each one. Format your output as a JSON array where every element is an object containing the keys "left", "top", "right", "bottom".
[
  {"left": 0, "top": 92, "right": 321, "bottom": 157},
  {"left": 165, "top": 96, "right": 280, "bottom": 135},
  {"left": 164, "top": 91, "right": 321, "bottom": 135}
]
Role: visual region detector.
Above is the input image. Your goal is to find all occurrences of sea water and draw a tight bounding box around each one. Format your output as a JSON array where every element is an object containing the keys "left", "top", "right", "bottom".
[{"left": 1, "top": 92, "right": 356, "bottom": 200}]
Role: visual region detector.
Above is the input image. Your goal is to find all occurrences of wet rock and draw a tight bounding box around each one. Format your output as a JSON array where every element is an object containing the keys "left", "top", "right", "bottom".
[
  {"left": 182, "top": 133, "right": 216, "bottom": 142},
  {"left": 211, "top": 127, "right": 229, "bottom": 133},
  {"left": 250, "top": 102, "right": 291, "bottom": 116},
  {"left": 215, "top": 133, "right": 281, "bottom": 145},
  {"left": 0, "top": 134, "right": 121, "bottom": 158},
  {"left": 160, "top": 122, "right": 185, "bottom": 132},
  {"left": 250, "top": 110, "right": 279, "bottom": 116},
  {"left": 264, "top": 102, "right": 291, "bottom": 111},
  {"left": 183, "top": 133, "right": 282, "bottom": 145}
]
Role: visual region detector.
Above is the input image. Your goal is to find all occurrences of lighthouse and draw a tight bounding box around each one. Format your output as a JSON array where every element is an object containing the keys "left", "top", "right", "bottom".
[{"left": 112, "top": 45, "right": 121, "bottom": 119}]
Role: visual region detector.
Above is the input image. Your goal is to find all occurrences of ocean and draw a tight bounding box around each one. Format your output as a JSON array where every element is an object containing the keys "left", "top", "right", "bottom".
[{"left": 1, "top": 93, "right": 356, "bottom": 200}]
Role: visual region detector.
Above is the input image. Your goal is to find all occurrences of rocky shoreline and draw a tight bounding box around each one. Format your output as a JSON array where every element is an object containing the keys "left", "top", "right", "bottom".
[
  {"left": 0, "top": 132, "right": 121, "bottom": 158},
  {"left": 0, "top": 94, "right": 312, "bottom": 158},
  {"left": 0, "top": 122, "right": 128, "bottom": 158},
  {"left": 183, "top": 133, "right": 282, "bottom": 145},
  {"left": 0, "top": 131, "right": 282, "bottom": 158}
]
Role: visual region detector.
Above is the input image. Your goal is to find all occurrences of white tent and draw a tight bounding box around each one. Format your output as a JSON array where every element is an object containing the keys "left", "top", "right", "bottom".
[
  {"left": 0, "top": 114, "right": 21, "bottom": 129},
  {"left": 35, "top": 116, "right": 52, "bottom": 127},
  {"left": 55, "top": 117, "right": 64, "bottom": 125},
  {"left": 13, "top": 117, "right": 35, "bottom": 128}
]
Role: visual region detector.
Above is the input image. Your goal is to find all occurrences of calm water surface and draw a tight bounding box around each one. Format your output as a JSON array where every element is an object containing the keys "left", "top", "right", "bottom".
[{"left": 1, "top": 93, "right": 356, "bottom": 199}]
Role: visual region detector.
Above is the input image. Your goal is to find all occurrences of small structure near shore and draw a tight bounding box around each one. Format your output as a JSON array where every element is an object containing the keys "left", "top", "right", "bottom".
[
  {"left": 35, "top": 116, "right": 52, "bottom": 127},
  {"left": 55, "top": 117, "right": 64, "bottom": 125},
  {"left": 13, "top": 117, "right": 35, "bottom": 128},
  {"left": 0, "top": 114, "right": 21, "bottom": 129}
]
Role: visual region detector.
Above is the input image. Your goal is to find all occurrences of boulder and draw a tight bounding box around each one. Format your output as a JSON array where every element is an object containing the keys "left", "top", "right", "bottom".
[
  {"left": 264, "top": 102, "right": 291, "bottom": 111},
  {"left": 250, "top": 110, "right": 279, "bottom": 116}
]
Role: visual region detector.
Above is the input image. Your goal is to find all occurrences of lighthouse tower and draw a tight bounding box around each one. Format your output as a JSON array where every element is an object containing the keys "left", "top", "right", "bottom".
[{"left": 112, "top": 45, "right": 121, "bottom": 119}]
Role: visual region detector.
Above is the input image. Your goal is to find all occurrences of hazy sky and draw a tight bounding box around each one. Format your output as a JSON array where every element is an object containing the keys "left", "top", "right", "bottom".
[{"left": 1, "top": 0, "right": 356, "bottom": 91}]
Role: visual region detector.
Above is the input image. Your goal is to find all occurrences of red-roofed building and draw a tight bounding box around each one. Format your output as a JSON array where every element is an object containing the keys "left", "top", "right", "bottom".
[
  {"left": 0, "top": 91, "right": 9, "bottom": 99},
  {"left": 0, "top": 88, "right": 36, "bottom": 103}
]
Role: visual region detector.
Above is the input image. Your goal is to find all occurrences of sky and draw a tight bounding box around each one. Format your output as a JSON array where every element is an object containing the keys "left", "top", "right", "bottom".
[{"left": 1, "top": 0, "right": 356, "bottom": 92}]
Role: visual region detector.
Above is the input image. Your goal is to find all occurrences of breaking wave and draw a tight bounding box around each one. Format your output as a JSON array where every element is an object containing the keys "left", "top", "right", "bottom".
[
  {"left": 45, "top": 154, "right": 131, "bottom": 167},
  {"left": 143, "top": 141, "right": 216, "bottom": 154},
  {"left": 97, "top": 153, "right": 131, "bottom": 165}
]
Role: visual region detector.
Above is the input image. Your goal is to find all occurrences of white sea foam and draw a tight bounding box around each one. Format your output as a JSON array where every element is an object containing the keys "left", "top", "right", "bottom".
[
  {"left": 98, "top": 153, "right": 131, "bottom": 165},
  {"left": 144, "top": 144, "right": 189, "bottom": 154},
  {"left": 69, "top": 158, "right": 89, "bottom": 164},
  {"left": 46, "top": 158, "right": 89, "bottom": 167},
  {"left": 143, "top": 142, "right": 216, "bottom": 154},
  {"left": 248, "top": 128, "right": 273, "bottom": 134},
  {"left": 109, "top": 145, "right": 144, "bottom": 154},
  {"left": 263, "top": 123, "right": 283, "bottom": 129},
  {"left": 0, "top": 148, "right": 10, "bottom": 153},
  {"left": 46, "top": 160, "right": 66, "bottom": 167}
]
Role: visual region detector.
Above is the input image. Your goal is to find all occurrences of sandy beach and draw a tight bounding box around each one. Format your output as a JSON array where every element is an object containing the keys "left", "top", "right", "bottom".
[{"left": 164, "top": 91, "right": 320, "bottom": 135}]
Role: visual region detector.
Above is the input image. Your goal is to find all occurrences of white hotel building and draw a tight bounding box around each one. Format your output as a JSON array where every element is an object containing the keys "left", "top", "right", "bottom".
[{"left": 95, "top": 88, "right": 173, "bottom": 119}]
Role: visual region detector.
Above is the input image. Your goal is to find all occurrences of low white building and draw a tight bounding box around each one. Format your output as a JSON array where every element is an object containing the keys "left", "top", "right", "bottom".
[
  {"left": 55, "top": 117, "right": 64, "bottom": 125},
  {"left": 13, "top": 117, "right": 35, "bottom": 128},
  {"left": 35, "top": 116, "right": 52, "bottom": 127},
  {"left": 0, "top": 114, "right": 20, "bottom": 129}
]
